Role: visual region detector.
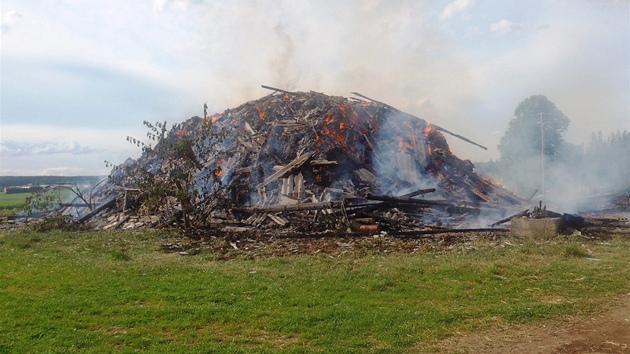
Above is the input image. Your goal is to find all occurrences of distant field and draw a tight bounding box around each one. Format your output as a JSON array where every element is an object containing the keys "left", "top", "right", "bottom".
[
  {"left": 0, "top": 192, "right": 30, "bottom": 215},
  {"left": 0, "top": 190, "right": 75, "bottom": 217},
  {"left": 0, "top": 176, "right": 103, "bottom": 190}
]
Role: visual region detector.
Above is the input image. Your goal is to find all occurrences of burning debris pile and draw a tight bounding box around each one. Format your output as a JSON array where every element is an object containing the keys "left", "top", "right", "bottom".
[{"left": 68, "top": 87, "right": 527, "bottom": 235}]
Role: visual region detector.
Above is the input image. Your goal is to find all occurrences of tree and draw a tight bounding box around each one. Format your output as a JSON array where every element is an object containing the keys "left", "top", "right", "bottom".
[
  {"left": 497, "top": 95, "right": 570, "bottom": 196},
  {"left": 498, "top": 95, "right": 570, "bottom": 164}
]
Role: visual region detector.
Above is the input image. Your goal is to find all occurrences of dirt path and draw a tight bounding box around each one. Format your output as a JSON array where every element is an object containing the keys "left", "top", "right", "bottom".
[{"left": 427, "top": 294, "right": 630, "bottom": 353}]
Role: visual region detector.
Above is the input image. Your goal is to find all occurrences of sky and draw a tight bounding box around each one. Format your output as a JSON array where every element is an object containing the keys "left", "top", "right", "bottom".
[{"left": 1, "top": 0, "right": 628, "bottom": 176}]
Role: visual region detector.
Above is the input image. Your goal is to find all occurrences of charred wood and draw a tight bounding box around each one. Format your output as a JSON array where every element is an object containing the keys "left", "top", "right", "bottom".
[
  {"left": 365, "top": 193, "right": 480, "bottom": 211},
  {"left": 78, "top": 197, "right": 117, "bottom": 223},
  {"left": 261, "top": 85, "right": 295, "bottom": 95},
  {"left": 490, "top": 209, "right": 529, "bottom": 227},
  {"left": 401, "top": 188, "right": 437, "bottom": 198}
]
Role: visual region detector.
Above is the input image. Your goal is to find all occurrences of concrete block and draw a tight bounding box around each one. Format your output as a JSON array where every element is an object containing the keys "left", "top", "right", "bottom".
[{"left": 510, "top": 217, "right": 564, "bottom": 238}]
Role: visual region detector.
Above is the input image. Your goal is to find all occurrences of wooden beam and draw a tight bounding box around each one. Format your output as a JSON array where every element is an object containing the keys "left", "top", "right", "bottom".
[{"left": 351, "top": 91, "right": 488, "bottom": 150}]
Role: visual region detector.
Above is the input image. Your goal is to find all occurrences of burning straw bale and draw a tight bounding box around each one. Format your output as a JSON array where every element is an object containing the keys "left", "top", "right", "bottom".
[{"left": 71, "top": 89, "right": 526, "bottom": 233}]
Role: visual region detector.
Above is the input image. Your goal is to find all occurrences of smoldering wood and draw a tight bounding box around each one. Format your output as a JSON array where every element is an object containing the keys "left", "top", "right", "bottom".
[
  {"left": 58, "top": 88, "right": 539, "bottom": 235},
  {"left": 365, "top": 193, "right": 482, "bottom": 212},
  {"left": 401, "top": 188, "right": 437, "bottom": 198}
]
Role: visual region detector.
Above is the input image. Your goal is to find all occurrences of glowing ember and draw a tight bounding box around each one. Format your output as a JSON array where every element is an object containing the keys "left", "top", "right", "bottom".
[{"left": 255, "top": 102, "right": 265, "bottom": 121}]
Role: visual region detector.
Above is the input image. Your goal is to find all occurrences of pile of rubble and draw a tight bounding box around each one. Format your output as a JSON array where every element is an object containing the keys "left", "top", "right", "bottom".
[{"left": 60, "top": 87, "right": 531, "bottom": 236}]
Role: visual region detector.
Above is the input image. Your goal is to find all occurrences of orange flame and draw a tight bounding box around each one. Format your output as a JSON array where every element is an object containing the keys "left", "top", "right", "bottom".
[
  {"left": 255, "top": 102, "right": 265, "bottom": 121},
  {"left": 205, "top": 114, "right": 221, "bottom": 124},
  {"left": 423, "top": 122, "right": 436, "bottom": 134}
]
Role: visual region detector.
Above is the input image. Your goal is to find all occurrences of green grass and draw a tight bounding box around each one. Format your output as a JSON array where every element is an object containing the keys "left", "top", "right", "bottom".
[
  {"left": 0, "top": 190, "right": 76, "bottom": 217},
  {"left": 0, "top": 229, "right": 629, "bottom": 353},
  {"left": 0, "top": 192, "right": 30, "bottom": 216}
]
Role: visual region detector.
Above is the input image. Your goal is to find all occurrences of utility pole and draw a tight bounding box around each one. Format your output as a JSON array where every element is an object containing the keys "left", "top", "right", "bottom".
[{"left": 539, "top": 112, "right": 545, "bottom": 199}]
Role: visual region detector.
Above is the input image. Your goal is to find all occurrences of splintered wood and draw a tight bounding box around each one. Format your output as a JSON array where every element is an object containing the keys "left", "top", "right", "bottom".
[{"left": 73, "top": 87, "right": 532, "bottom": 234}]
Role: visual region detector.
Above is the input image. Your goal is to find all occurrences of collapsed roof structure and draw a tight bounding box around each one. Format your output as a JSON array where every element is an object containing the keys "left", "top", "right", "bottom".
[{"left": 67, "top": 87, "right": 530, "bottom": 234}]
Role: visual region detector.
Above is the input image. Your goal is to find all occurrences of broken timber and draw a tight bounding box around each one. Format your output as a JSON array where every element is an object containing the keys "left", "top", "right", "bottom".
[
  {"left": 256, "top": 152, "right": 315, "bottom": 191},
  {"left": 365, "top": 193, "right": 482, "bottom": 212}
]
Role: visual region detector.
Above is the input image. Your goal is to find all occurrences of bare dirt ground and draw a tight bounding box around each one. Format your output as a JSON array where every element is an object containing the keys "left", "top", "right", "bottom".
[{"left": 428, "top": 294, "right": 630, "bottom": 353}]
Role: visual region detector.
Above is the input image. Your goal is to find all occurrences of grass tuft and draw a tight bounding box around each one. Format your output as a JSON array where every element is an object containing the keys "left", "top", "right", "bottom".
[
  {"left": 110, "top": 248, "right": 131, "bottom": 261},
  {"left": 563, "top": 245, "right": 590, "bottom": 258}
]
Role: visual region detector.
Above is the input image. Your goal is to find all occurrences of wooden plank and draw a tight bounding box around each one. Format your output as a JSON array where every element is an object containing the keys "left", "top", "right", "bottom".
[{"left": 256, "top": 152, "right": 315, "bottom": 191}]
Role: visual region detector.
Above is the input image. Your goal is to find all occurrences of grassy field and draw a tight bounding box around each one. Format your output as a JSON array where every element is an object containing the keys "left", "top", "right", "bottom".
[
  {"left": 0, "top": 190, "right": 77, "bottom": 217},
  {"left": 0, "top": 192, "right": 30, "bottom": 216},
  {"left": 0, "top": 228, "right": 629, "bottom": 353}
]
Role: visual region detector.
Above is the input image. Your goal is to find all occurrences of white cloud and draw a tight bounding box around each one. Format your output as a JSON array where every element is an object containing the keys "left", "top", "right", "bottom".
[
  {"left": 153, "top": 0, "right": 167, "bottom": 11},
  {"left": 490, "top": 19, "right": 523, "bottom": 34},
  {"left": 0, "top": 141, "right": 99, "bottom": 157},
  {"left": 1, "top": 8, "right": 23, "bottom": 32},
  {"left": 440, "top": 0, "right": 474, "bottom": 20},
  {"left": 0, "top": 123, "right": 145, "bottom": 175}
]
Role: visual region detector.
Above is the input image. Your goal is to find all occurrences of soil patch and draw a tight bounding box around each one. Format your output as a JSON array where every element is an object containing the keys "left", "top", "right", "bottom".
[{"left": 428, "top": 295, "right": 630, "bottom": 353}]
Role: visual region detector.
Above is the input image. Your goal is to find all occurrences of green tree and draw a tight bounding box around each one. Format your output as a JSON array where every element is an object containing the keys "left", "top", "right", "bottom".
[
  {"left": 497, "top": 95, "right": 570, "bottom": 196},
  {"left": 498, "top": 95, "right": 570, "bottom": 164}
]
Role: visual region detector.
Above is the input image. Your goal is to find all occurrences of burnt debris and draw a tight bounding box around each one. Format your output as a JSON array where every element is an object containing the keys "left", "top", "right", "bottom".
[{"left": 61, "top": 88, "right": 541, "bottom": 235}]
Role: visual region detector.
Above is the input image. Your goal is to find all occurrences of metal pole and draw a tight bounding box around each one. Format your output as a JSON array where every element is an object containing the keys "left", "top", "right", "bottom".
[{"left": 539, "top": 112, "right": 544, "bottom": 199}]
